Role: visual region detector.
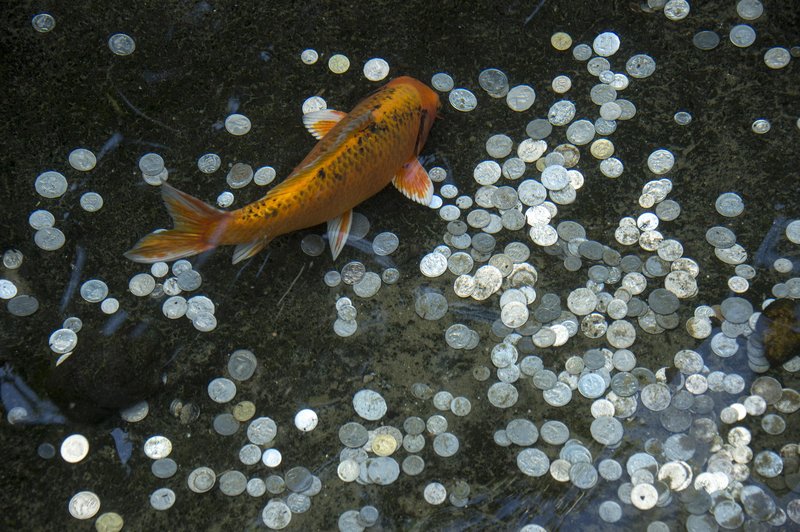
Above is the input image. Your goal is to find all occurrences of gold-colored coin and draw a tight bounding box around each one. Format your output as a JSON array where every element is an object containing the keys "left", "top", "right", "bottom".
[
  {"left": 233, "top": 401, "right": 256, "bottom": 422},
  {"left": 95, "top": 512, "right": 124, "bottom": 532},
  {"left": 590, "top": 139, "right": 615, "bottom": 160},
  {"left": 551, "top": 32, "right": 573, "bottom": 51},
  {"left": 371, "top": 434, "right": 398, "bottom": 457}
]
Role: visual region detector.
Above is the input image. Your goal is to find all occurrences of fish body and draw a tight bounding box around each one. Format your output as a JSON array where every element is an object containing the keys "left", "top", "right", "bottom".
[{"left": 125, "top": 76, "right": 440, "bottom": 264}]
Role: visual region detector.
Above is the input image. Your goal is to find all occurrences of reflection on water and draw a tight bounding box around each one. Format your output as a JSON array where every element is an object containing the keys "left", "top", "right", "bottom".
[{"left": 2, "top": 0, "right": 800, "bottom": 530}]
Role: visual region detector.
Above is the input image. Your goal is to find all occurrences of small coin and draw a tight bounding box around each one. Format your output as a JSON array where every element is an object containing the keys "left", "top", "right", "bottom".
[
  {"left": 188, "top": 466, "right": 216, "bottom": 493},
  {"left": 61, "top": 434, "right": 90, "bottom": 463},
  {"left": 372, "top": 433, "right": 398, "bottom": 456},
  {"left": 68, "top": 491, "right": 100, "bottom": 520}
]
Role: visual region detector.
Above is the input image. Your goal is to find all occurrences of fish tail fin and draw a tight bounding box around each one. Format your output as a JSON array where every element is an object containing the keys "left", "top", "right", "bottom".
[{"left": 124, "top": 184, "right": 232, "bottom": 263}]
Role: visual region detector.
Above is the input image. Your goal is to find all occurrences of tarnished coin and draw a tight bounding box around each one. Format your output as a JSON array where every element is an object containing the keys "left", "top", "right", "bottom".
[
  {"left": 150, "top": 487, "right": 176, "bottom": 510},
  {"left": 94, "top": 512, "right": 124, "bottom": 532},
  {"left": 188, "top": 466, "right": 216, "bottom": 493}
]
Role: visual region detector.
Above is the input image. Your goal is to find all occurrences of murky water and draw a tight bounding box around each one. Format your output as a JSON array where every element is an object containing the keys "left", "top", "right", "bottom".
[{"left": 2, "top": 1, "right": 799, "bottom": 530}]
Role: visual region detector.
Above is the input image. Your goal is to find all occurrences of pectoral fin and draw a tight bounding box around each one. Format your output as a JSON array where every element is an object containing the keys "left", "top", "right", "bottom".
[
  {"left": 392, "top": 159, "right": 433, "bottom": 206},
  {"left": 232, "top": 238, "right": 269, "bottom": 264},
  {"left": 327, "top": 209, "right": 353, "bottom": 261},
  {"left": 303, "top": 109, "right": 346, "bottom": 139}
]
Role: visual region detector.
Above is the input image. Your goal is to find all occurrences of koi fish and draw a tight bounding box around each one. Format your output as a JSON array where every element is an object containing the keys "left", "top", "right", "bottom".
[{"left": 124, "top": 76, "right": 440, "bottom": 264}]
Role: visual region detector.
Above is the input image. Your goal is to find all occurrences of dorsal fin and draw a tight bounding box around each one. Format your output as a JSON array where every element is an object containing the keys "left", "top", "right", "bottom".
[
  {"left": 297, "top": 111, "right": 375, "bottom": 173},
  {"left": 302, "top": 109, "right": 346, "bottom": 139}
]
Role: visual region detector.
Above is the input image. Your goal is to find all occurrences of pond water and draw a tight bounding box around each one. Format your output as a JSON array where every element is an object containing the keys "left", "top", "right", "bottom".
[{"left": 1, "top": 1, "right": 799, "bottom": 530}]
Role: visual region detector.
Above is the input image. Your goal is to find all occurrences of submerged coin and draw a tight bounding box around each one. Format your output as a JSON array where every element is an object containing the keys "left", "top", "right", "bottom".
[
  {"left": 353, "top": 390, "right": 387, "bottom": 420},
  {"left": 150, "top": 488, "right": 176, "bottom": 510},
  {"left": 69, "top": 491, "right": 100, "bottom": 519},
  {"left": 61, "top": 434, "right": 89, "bottom": 463}
]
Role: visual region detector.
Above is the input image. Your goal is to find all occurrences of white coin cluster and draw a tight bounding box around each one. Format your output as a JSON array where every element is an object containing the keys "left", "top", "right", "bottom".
[{"left": 128, "top": 260, "right": 217, "bottom": 331}]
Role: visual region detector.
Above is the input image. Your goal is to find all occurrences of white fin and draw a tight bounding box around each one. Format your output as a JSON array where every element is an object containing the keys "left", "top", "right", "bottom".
[
  {"left": 392, "top": 158, "right": 433, "bottom": 206},
  {"left": 232, "top": 238, "right": 268, "bottom": 264},
  {"left": 327, "top": 210, "right": 353, "bottom": 261},
  {"left": 302, "top": 109, "right": 346, "bottom": 139}
]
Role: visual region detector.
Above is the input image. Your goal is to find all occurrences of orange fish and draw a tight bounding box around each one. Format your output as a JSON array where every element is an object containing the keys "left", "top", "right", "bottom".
[{"left": 125, "top": 76, "right": 440, "bottom": 264}]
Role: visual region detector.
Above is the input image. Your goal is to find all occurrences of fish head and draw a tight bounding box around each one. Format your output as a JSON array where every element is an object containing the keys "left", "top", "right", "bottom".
[
  {"left": 388, "top": 76, "right": 441, "bottom": 147},
  {"left": 390, "top": 75, "right": 441, "bottom": 115}
]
